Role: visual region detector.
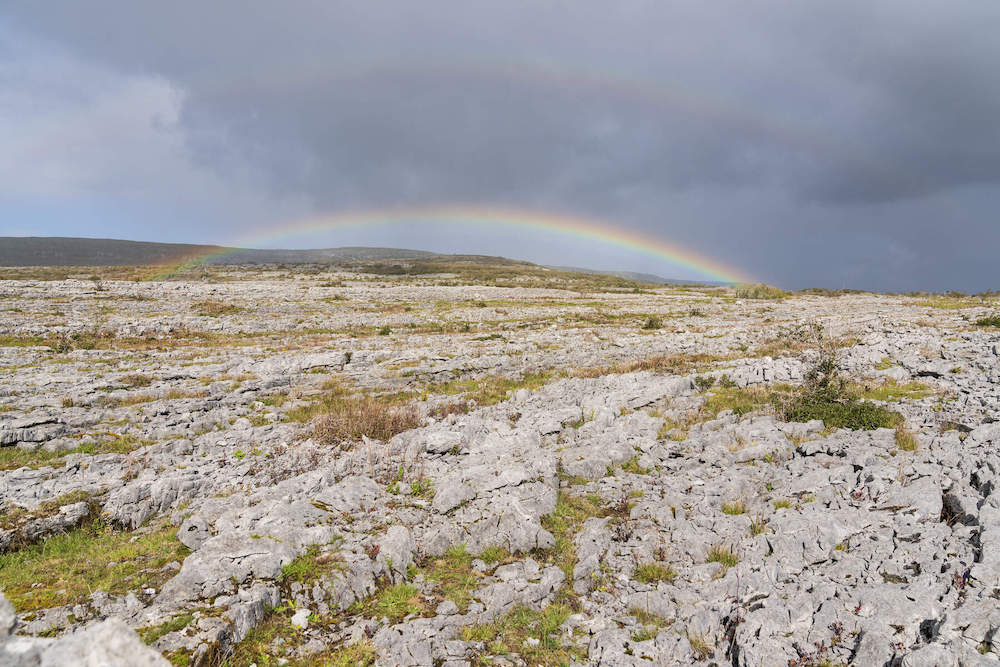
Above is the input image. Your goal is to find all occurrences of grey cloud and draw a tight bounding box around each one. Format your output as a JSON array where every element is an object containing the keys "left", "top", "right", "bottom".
[{"left": 2, "top": 1, "right": 999, "bottom": 290}]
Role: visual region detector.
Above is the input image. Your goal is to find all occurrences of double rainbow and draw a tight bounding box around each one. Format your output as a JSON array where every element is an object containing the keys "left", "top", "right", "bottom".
[{"left": 154, "top": 205, "right": 753, "bottom": 284}]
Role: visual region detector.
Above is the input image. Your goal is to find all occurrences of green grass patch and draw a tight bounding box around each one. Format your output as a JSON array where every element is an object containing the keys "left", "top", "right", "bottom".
[
  {"left": 857, "top": 380, "right": 933, "bottom": 402},
  {"left": 139, "top": 614, "right": 194, "bottom": 645},
  {"left": 540, "top": 492, "right": 608, "bottom": 579},
  {"left": 279, "top": 543, "right": 343, "bottom": 586},
  {"left": 977, "top": 315, "right": 1000, "bottom": 327},
  {"left": 620, "top": 456, "right": 649, "bottom": 475},
  {"left": 0, "top": 434, "right": 151, "bottom": 471},
  {"left": 373, "top": 583, "right": 426, "bottom": 622},
  {"left": 223, "top": 610, "right": 376, "bottom": 667},
  {"left": 421, "top": 544, "right": 479, "bottom": 612},
  {"left": 459, "top": 603, "right": 583, "bottom": 667},
  {"left": 430, "top": 370, "right": 561, "bottom": 406},
  {"left": 875, "top": 357, "right": 896, "bottom": 370},
  {"left": 479, "top": 545, "right": 512, "bottom": 565},
  {"left": 0, "top": 520, "right": 189, "bottom": 612}
]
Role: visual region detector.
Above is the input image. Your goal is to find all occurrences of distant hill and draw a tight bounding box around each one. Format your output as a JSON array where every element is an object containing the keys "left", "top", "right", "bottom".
[
  {"left": 0, "top": 236, "right": 706, "bottom": 284},
  {"left": 0, "top": 237, "right": 228, "bottom": 267},
  {"left": 0, "top": 238, "right": 448, "bottom": 267}
]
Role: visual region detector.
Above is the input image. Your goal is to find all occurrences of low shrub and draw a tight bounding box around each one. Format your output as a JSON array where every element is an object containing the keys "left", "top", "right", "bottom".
[{"left": 783, "top": 397, "right": 901, "bottom": 430}]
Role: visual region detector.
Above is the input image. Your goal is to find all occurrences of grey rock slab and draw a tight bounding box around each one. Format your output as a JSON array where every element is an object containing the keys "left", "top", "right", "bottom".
[
  {"left": 2, "top": 617, "right": 169, "bottom": 667},
  {"left": 158, "top": 532, "right": 297, "bottom": 604}
]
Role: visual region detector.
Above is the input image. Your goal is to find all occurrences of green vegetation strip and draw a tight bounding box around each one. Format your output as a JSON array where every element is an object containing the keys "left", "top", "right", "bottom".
[{"left": 0, "top": 520, "right": 189, "bottom": 613}]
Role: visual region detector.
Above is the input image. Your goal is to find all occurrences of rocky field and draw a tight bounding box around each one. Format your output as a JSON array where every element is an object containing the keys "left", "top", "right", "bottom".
[{"left": 1, "top": 264, "right": 1000, "bottom": 666}]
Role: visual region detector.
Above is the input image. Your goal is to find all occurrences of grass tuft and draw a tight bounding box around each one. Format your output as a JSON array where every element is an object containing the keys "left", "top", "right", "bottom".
[
  {"left": 895, "top": 425, "right": 918, "bottom": 451},
  {"left": 633, "top": 562, "right": 677, "bottom": 584},
  {"left": 720, "top": 501, "right": 747, "bottom": 516},
  {"left": 706, "top": 545, "right": 739, "bottom": 568}
]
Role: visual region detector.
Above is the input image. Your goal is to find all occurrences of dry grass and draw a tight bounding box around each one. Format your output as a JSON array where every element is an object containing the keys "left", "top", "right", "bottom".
[
  {"left": 310, "top": 394, "right": 421, "bottom": 446},
  {"left": 575, "top": 352, "right": 729, "bottom": 379},
  {"left": 121, "top": 373, "right": 153, "bottom": 388},
  {"left": 192, "top": 300, "right": 244, "bottom": 317},
  {"left": 428, "top": 400, "right": 472, "bottom": 419},
  {"left": 895, "top": 425, "right": 918, "bottom": 451}
]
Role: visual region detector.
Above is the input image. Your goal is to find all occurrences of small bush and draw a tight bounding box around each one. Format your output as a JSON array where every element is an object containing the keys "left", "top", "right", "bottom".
[
  {"left": 693, "top": 375, "right": 716, "bottom": 391},
  {"left": 641, "top": 316, "right": 663, "bottom": 330},
  {"left": 784, "top": 397, "right": 902, "bottom": 430},
  {"left": 975, "top": 315, "right": 1000, "bottom": 327},
  {"left": 776, "top": 327, "right": 902, "bottom": 430}
]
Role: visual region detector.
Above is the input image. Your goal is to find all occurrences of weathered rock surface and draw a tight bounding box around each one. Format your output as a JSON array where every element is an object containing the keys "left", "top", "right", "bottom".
[{"left": 2, "top": 271, "right": 1000, "bottom": 665}]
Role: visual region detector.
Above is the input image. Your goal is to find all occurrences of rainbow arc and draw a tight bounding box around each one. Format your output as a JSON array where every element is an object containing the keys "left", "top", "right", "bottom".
[{"left": 153, "top": 206, "right": 753, "bottom": 284}]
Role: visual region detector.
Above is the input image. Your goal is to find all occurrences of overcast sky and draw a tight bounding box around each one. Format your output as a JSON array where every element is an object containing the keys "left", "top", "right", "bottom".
[{"left": 2, "top": 2, "right": 999, "bottom": 291}]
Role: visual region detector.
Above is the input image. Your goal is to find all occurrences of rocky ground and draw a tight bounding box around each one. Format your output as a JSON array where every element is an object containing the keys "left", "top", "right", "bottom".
[{"left": 1, "top": 264, "right": 1000, "bottom": 666}]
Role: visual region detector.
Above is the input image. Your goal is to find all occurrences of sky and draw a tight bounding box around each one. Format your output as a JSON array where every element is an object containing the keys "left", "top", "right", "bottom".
[{"left": 2, "top": 2, "right": 999, "bottom": 291}]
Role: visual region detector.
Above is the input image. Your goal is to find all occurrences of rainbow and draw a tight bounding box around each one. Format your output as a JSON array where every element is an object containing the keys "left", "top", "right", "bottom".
[{"left": 153, "top": 206, "right": 753, "bottom": 284}]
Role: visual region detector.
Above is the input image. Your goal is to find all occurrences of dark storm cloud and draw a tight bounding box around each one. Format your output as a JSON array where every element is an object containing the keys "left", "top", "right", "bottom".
[{"left": 3, "top": 1, "right": 999, "bottom": 290}]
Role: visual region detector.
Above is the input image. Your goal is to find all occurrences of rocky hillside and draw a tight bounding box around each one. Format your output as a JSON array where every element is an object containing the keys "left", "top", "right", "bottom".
[{"left": 1, "top": 264, "right": 999, "bottom": 666}]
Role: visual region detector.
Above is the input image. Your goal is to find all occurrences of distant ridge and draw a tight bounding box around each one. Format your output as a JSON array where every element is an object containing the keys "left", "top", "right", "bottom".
[
  {"left": 0, "top": 237, "right": 452, "bottom": 267},
  {"left": 0, "top": 236, "right": 710, "bottom": 284},
  {"left": 0, "top": 237, "right": 227, "bottom": 267}
]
